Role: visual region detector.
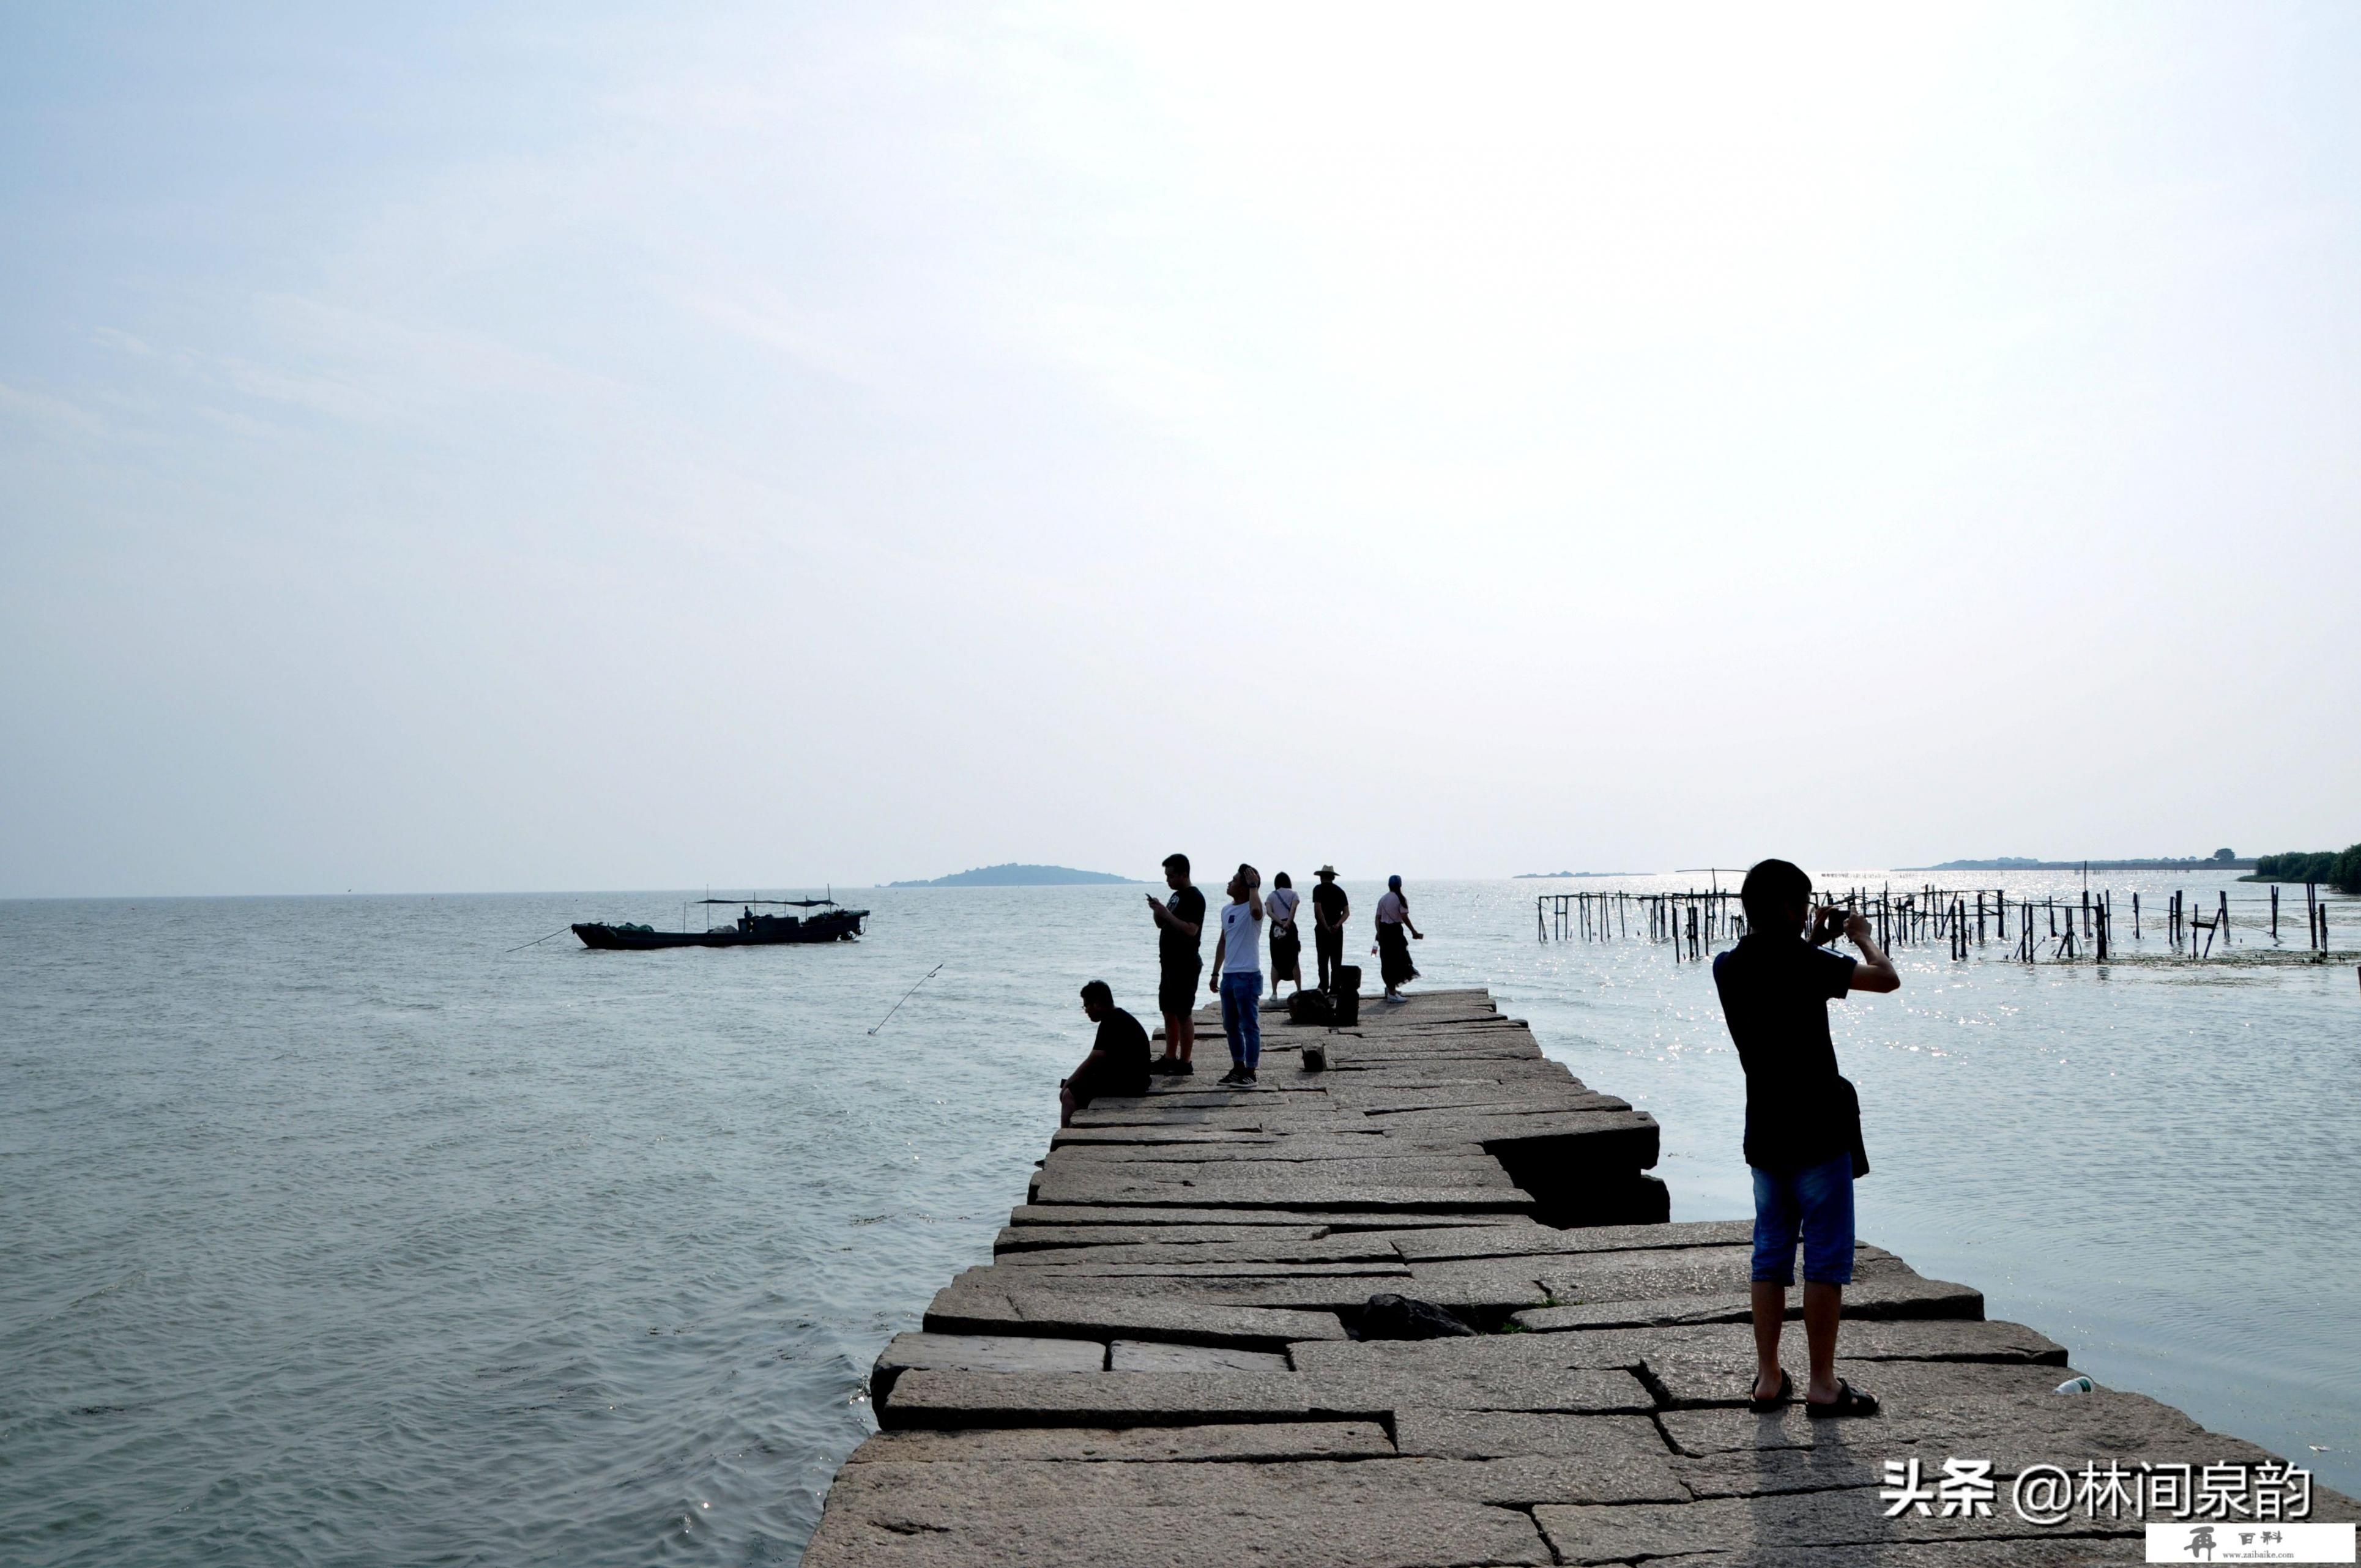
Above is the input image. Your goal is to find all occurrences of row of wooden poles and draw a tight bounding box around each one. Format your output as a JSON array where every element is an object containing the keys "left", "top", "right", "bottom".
[{"left": 1536, "top": 883, "right": 2339, "bottom": 962}]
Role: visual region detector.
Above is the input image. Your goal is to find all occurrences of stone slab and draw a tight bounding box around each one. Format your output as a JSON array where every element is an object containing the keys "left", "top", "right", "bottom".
[
  {"left": 1290, "top": 1337, "right": 1656, "bottom": 1416},
  {"left": 1109, "top": 1340, "right": 1292, "bottom": 1373},
  {"left": 1391, "top": 1219, "right": 1758, "bottom": 1261},
  {"left": 803, "top": 1498, "right": 1549, "bottom": 1568},
  {"left": 993, "top": 1224, "right": 1334, "bottom": 1252},
  {"left": 924, "top": 1285, "right": 1347, "bottom": 1348},
  {"left": 1389, "top": 1411, "right": 1688, "bottom": 1501},
  {"left": 875, "top": 1369, "right": 1317, "bottom": 1429},
  {"left": 1512, "top": 1270, "right": 1987, "bottom": 1331},
  {"left": 1006, "top": 1205, "right": 1536, "bottom": 1229},
  {"left": 871, "top": 1332, "right": 1106, "bottom": 1399},
  {"left": 1533, "top": 1495, "right": 2140, "bottom": 1564},
  {"left": 843, "top": 1421, "right": 1392, "bottom": 1464}
]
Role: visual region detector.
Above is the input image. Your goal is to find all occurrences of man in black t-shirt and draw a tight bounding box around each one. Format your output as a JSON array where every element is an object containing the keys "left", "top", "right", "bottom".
[
  {"left": 1062, "top": 980, "right": 1153, "bottom": 1126},
  {"left": 1311, "top": 865, "right": 1349, "bottom": 992},
  {"left": 1713, "top": 858, "right": 1899, "bottom": 1419},
  {"left": 1147, "top": 853, "right": 1205, "bottom": 1076}
]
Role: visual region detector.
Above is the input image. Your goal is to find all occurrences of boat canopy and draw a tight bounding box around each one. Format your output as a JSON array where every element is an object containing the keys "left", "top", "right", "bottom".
[{"left": 692, "top": 897, "right": 841, "bottom": 908}]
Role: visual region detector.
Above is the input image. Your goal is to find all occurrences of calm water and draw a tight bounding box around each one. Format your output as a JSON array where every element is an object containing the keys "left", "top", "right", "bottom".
[{"left": 2, "top": 875, "right": 2355, "bottom": 1564}]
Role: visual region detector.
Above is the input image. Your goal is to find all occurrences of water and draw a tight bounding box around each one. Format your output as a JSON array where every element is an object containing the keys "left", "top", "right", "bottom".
[{"left": 2, "top": 875, "right": 2355, "bottom": 1564}]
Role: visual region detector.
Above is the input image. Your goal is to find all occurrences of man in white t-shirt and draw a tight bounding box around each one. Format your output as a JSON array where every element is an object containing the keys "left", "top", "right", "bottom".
[{"left": 1207, "top": 863, "right": 1265, "bottom": 1086}]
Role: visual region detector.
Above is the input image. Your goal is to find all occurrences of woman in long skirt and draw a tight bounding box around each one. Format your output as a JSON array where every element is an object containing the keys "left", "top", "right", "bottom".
[
  {"left": 1374, "top": 874, "right": 1424, "bottom": 1000},
  {"left": 1266, "top": 872, "right": 1304, "bottom": 996}
]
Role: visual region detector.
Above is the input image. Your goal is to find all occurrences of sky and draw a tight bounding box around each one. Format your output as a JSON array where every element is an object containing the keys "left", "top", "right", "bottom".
[{"left": 2, "top": 2, "right": 2356, "bottom": 897}]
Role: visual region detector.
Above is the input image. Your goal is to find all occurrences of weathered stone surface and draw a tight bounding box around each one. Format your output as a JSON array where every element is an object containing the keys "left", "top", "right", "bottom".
[
  {"left": 1006, "top": 1204, "right": 1531, "bottom": 1229},
  {"left": 1391, "top": 1218, "right": 1757, "bottom": 1261},
  {"left": 827, "top": 1454, "right": 1672, "bottom": 1511},
  {"left": 1645, "top": 1355, "right": 2076, "bottom": 1412},
  {"left": 1389, "top": 1411, "right": 1687, "bottom": 1500},
  {"left": 996, "top": 1236, "right": 1406, "bottom": 1268},
  {"left": 1028, "top": 1168, "right": 1531, "bottom": 1211},
  {"left": 1535, "top": 1494, "right": 2143, "bottom": 1564},
  {"left": 993, "top": 1223, "right": 1334, "bottom": 1252},
  {"left": 1512, "top": 1266, "right": 1984, "bottom": 1328},
  {"left": 876, "top": 1370, "right": 1314, "bottom": 1429},
  {"left": 1600, "top": 1540, "right": 2147, "bottom": 1567},
  {"left": 844, "top": 1421, "right": 1392, "bottom": 1464},
  {"left": 1108, "top": 1340, "right": 1292, "bottom": 1372},
  {"left": 803, "top": 1498, "right": 1549, "bottom": 1568},
  {"left": 924, "top": 1285, "right": 1347, "bottom": 1348},
  {"left": 871, "top": 1332, "right": 1105, "bottom": 1399},
  {"left": 1290, "top": 1337, "right": 1654, "bottom": 1415},
  {"left": 1635, "top": 1319, "right": 2068, "bottom": 1377}
]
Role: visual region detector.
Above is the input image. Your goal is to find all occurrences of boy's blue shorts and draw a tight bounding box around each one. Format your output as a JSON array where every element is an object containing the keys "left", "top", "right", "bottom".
[{"left": 1750, "top": 1154, "right": 1856, "bottom": 1285}]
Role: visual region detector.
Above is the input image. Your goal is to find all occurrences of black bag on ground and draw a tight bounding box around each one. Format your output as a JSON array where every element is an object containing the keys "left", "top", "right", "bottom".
[
  {"left": 1331, "top": 965, "right": 1361, "bottom": 1027},
  {"left": 1355, "top": 1292, "right": 1474, "bottom": 1340},
  {"left": 1287, "top": 989, "right": 1335, "bottom": 1026}
]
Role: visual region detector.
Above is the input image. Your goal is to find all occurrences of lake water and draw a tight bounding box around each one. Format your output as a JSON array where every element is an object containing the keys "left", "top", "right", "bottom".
[{"left": 2, "top": 874, "right": 2355, "bottom": 1564}]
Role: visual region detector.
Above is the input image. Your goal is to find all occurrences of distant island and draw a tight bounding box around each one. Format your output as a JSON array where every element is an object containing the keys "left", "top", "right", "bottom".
[
  {"left": 1515, "top": 871, "right": 1648, "bottom": 879},
  {"left": 1906, "top": 853, "right": 2256, "bottom": 872},
  {"left": 885, "top": 863, "right": 1141, "bottom": 888}
]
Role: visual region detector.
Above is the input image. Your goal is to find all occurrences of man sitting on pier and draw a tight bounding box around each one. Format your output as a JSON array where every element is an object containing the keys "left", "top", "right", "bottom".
[
  {"left": 1060, "top": 980, "right": 1152, "bottom": 1127},
  {"left": 1714, "top": 858, "right": 1900, "bottom": 1418}
]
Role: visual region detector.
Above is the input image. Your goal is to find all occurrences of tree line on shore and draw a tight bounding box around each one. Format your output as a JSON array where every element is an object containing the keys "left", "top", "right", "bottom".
[{"left": 2249, "top": 845, "right": 2361, "bottom": 893}]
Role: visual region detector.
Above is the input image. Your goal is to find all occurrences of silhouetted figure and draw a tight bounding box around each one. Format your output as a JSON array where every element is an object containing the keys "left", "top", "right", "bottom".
[
  {"left": 1714, "top": 858, "right": 1900, "bottom": 1419},
  {"left": 1148, "top": 854, "right": 1205, "bottom": 1077},
  {"left": 1311, "top": 866, "right": 1349, "bottom": 992},
  {"left": 1061, "top": 980, "right": 1151, "bottom": 1127},
  {"left": 1374, "top": 874, "right": 1423, "bottom": 1000}
]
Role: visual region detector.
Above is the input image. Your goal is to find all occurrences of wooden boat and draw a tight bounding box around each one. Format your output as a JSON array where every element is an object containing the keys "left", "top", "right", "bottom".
[{"left": 573, "top": 897, "right": 867, "bottom": 949}]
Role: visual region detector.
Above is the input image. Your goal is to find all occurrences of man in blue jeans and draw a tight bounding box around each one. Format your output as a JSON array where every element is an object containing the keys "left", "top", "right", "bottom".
[
  {"left": 1713, "top": 858, "right": 1900, "bottom": 1417},
  {"left": 1207, "top": 863, "right": 1265, "bottom": 1086}
]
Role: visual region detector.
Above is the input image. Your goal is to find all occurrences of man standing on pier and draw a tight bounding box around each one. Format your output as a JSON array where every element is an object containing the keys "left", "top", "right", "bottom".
[
  {"left": 1713, "top": 858, "right": 1899, "bottom": 1418},
  {"left": 1207, "top": 863, "right": 1265, "bottom": 1085},
  {"left": 1311, "top": 865, "right": 1348, "bottom": 992},
  {"left": 1148, "top": 853, "right": 1205, "bottom": 1076}
]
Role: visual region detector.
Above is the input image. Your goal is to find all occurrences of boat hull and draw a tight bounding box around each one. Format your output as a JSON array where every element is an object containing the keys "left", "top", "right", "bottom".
[{"left": 572, "top": 912, "right": 865, "bottom": 949}]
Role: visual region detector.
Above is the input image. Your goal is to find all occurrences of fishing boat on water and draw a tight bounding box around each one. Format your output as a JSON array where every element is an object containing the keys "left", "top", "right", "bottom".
[{"left": 573, "top": 897, "right": 868, "bottom": 950}]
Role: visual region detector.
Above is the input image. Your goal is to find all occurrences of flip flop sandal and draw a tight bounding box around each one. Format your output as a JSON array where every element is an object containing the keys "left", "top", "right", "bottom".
[
  {"left": 1746, "top": 1370, "right": 1793, "bottom": 1413},
  {"left": 1805, "top": 1379, "right": 1880, "bottom": 1418}
]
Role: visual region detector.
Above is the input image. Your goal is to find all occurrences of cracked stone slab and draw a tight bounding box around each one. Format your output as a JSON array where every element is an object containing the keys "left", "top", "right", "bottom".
[
  {"left": 802, "top": 1498, "right": 1550, "bottom": 1568},
  {"left": 1646, "top": 1356, "right": 2081, "bottom": 1413},
  {"left": 826, "top": 1454, "right": 1675, "bottom": 1512},
  {"left": 1635, "top": 1319, "right": 2069, "bottom": 1377},
  {"left": 1391, "top": 1219, "right": 1757, "bottom": 1262},
  {"left": 876, "top": 1369, "right": 1318, "bottom": 1429},
  {"left": 1390, "top": 1411, "right": 1687, "bottom": 1501},
  {"left": 1109, "top": 1341, "right": 1293, "bottom": 1372},
  {"left": 1513, "top": 1269, "right": 1987, "bottom": 1330},
  {"left": 1006, "top": 1205, "right": 1532, "bottom": 1229},
  {"left": 1533, "top": 1493, "right": 2141, "bottom": 1564},
  {"left": 843, "top": 1421, "right": 1393, "bottom": 1465},
  {"left": 993, "top": 1224, "right": 1335, "bottom": 1252},
  {"left": 924, "top": 1285, "right": 1347, "bottom": 1348},
  {"left": 1028, "top": 1170, "right": 1532, "bottom": 1212},
  {"left": 1290, "top": 1336, "right": 1656, "bottom": 1416},
  {"left": 996, "top": 1236, "right": 1412, "bottom": 1268},
  {"left": 871, "top": 1332, "right": 1106, "bottom": 1399}
]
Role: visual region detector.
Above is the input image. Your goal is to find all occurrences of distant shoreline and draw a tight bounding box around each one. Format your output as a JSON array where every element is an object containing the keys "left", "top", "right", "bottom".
[
  {"left": 1515, "top": 871, "right": 1648, "bottom": 879},
  {"left": 883, "top": 863, "right": 1142, "bottom": 888},
  {"left": 1902, "top": 858, "right": 2258, "bottom": 872}
]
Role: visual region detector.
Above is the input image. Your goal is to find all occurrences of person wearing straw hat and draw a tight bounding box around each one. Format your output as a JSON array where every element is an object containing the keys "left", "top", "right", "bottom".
[{"left": 1311, "top": 865, "right": 1350, "bottom": 994}]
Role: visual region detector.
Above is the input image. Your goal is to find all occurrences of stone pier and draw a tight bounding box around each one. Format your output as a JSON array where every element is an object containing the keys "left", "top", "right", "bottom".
[{"left": 805, "top": 988, "right": 2355, "bottom": 1566}]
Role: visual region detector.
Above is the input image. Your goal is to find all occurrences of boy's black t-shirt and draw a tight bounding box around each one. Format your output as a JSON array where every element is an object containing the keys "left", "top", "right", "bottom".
[
  {"left": 1160, "top": 885, "right": 1207, "bottom": 968},
  {"left": 1311, "top": 882, "right": 1348, "bottom": 928},
  {"left": 1079, "top": 1007, "right": 1152, "bottom": 1096},
  {"left": 1711, "top": 932, "right": 1859, "bottom": 1173}
]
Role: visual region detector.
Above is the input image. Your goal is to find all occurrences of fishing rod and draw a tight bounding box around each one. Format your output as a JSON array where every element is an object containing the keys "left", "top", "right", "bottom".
[
  {"left": 504, "top": 926, "right": 573, "bottom": 954},
  {"left": 868, "top": 964, "right": 944, "bottom": 1035}
]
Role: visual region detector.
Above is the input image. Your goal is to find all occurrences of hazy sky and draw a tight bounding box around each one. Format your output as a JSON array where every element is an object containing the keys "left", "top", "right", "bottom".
[{"left": 4, "top": 4, "right": 2356, "bottom": 896}]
